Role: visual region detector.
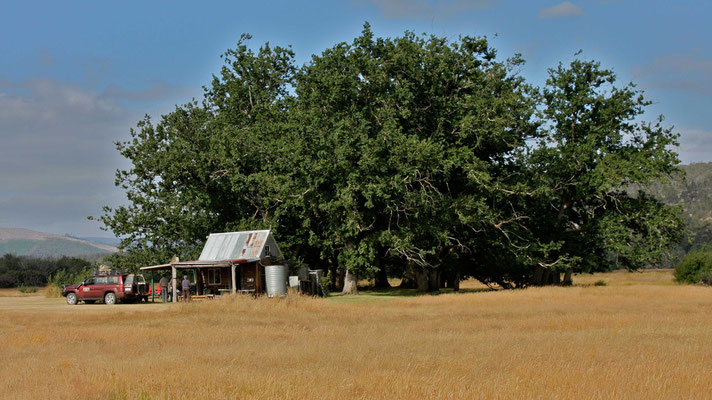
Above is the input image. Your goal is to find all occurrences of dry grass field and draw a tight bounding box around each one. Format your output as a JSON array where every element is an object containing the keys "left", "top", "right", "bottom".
[{"left": 1, "top": 269, "right": 711, "bottom": 399}]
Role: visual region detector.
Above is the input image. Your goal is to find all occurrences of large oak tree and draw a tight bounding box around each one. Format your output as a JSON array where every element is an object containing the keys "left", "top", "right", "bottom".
[{"left": 98, "top": 26, "right": 683, "bottom": 291}]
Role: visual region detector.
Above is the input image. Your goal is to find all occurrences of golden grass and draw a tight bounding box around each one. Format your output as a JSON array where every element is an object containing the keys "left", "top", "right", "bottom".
[
  {"left": 574, "top": 268, "right": 677, "bottom": 286},
  {"left": 1, "top": 270, "right": 710, "bottom": 399},
  {"left": 0, "top": 287, "right": 46, "bottom": 297}
]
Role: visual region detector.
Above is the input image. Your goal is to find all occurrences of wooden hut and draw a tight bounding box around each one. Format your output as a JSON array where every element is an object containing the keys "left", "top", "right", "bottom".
[{"left": 140, "top": 230, "right": 282, "bottom": 301}]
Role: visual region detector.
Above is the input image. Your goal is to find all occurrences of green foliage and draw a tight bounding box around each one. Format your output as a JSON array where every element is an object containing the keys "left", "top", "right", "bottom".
[
  {"left": 94, "top": 33, "right": 297, "bottom": 270},
  {"left": 593, "top": 280, "right": 607, "bottom": 286},
  {"left": 521, "top": 57, "right": 684, "bottom": 283},
  {"left": 320, "top": 274, "right": 331, "bottom": 297},
  {"left": 0, "top": 254, "right": 91, "bottom": 288},
  {"left": 98, "top": 25, "right": 684, "bottom": 289},
  {"left": 48, "top": 265, "right": 93, "bottom": 288},
  {"left": 674, "top": 248, "right": 712, "bottom": 284},
  {"left": 294, "top": 25, "right": 537, "bottom": 284}
]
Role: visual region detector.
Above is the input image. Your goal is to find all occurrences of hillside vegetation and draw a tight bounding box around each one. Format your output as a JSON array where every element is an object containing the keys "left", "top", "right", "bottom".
[
  {"left": 0, "top": 228, "right": 117, "bottom": 258},
  {"left": 638, "top": 162, "right": 712, "bottom": 263},
  {"left": 0, "top": 254, "right": 91, "bottom": 288},
  {"left": 646, "top": 163, "right": 712, "bottom": 217}
]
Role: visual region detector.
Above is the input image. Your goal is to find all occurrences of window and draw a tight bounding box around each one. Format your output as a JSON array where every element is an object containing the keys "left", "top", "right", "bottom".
[
  {"left": 108, "top": 276, "right": 119, "bottom": 284},
  {"left": 208, "top": 269, "right": 221, "bottom": 284},
  {"left": 96, "top": 277, "right": 108, "bottom": 284},
  {"left": 84, "top": 277, "right": 95, "bottom": 285}
]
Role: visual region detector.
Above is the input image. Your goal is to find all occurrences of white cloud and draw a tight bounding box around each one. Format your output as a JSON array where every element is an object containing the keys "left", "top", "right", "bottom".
[
  {"left": 104, "top": 81, "right": 193, "bottom": 101},
  {"left": 633, "top": 53, "right": 712, "bottom": 96},
  {"left": 0, "top": 79, "right": 137, "bottom": 235},
  {"left": 539, "top": 2, "right": 584, "bottom": 18},
  {"left": 367, "top": 0, "right": 493, "bottom": 19},
  {"left": 0, "top": 79, "right": 123, "bottom": 124},
  {"left": 677, "top": 129, "right": 712, "bottom": 164},
  {"left": 0, "top": 77, "right": 199, "bottom": 235}
]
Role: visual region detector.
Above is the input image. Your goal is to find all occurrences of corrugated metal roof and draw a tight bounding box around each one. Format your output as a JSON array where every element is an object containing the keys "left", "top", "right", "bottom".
[{"left": 198, "top": 230, "right": 282, "bottom": 261}]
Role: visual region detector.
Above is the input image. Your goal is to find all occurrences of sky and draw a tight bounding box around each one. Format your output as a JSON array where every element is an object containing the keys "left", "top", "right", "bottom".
[{"left": 0, "top": 0, "right": 710, "bottom": 237}]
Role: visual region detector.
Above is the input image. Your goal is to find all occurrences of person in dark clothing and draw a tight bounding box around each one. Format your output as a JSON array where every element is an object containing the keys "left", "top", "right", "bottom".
[
  {"left": 158, "top": 275, "right": 169, "bottom": 302},
  {"left": 181, "top": 275, "right": 191, "bottom": 301}
]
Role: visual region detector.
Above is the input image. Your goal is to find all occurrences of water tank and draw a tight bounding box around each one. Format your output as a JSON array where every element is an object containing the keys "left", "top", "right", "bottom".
[{"left": 264, "top": 265, "right": 288, "bottom": 297}]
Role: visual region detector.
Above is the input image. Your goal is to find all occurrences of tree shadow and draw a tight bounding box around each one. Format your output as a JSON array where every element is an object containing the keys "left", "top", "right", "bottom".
[{"left": 355, "top": 286, "right": 495, "bottom": 297}]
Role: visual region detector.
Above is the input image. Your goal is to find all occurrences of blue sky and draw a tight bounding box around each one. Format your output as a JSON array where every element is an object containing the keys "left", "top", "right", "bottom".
[{"left": 0, "top": 0, "right": 710, "bottom": 236}]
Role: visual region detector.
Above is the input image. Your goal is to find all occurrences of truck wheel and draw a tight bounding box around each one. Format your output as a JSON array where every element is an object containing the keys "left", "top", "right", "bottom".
[
  {"left": 66, "top": 292, "right": 78, "bottom": 305},
  {"left": 104, "top": 292, "right": 117, "bottom": 305}
]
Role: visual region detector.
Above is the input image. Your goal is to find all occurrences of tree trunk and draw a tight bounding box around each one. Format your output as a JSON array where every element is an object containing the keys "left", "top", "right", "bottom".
[
  {"left": 399, "top": 262, "right": 418, "bottom": 288},
  {"left": 428, "top": 269, "right": 440, "bottom": 292},
  {"left": 562, "top": 267, "right": 573, "bottom": 286},
  {"left": 342, "top": 269, "right": 358, "bottom": 295},
  {"left": 451, "top": 271, "right": 460, "bottom": 292},
  {"left": 374, "top": 266, "right": 391, "bottom": 288},
  {"left": 416, "top": 268, "right": 440, "bottom": 292},
  {"left": 337, "top": 268, "right": 345, "bottom": 291},
  {"left": 533, "top": 266, "right": 545, "bottom": 286},
  {"left": 416, "top": 269, "right": 429, "bottom": 292},
  {"left": 541, "top": 268, "right": 551, "bottom": 286},
  {"left": 329, "top": 265, "right": 340, "bottom": 291},
  {"left": 441, "top": 270, "right": 461, "bottom": 291}
]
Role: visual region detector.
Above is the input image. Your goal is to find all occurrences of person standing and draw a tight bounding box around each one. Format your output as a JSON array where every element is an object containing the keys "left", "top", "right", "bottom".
[
  {"left": 158, "top": 275, "right": 169, "bottom": 302},
  {"left": 167, "top": 279, "right": 172, "bottom": 302},
  {"left": 181, "top": 275, "right": 191, "bottom": 302}
]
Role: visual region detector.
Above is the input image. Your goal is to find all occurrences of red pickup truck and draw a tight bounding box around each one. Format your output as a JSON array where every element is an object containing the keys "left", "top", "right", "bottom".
[{"left": 62, "top": 272, "right": 148, "bottom": 305}]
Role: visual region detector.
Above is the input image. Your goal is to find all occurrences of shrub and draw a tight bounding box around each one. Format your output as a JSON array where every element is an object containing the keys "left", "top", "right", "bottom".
[
  {"left": 45, "top": 285, "right": 62, "bottom": 298},
  {"left": 49, "top": 266, "right": 91, "bottom": 289},
  {"left": 0, "top": 273, "right": 14, "bottom": 288},
  {"left": 674, "top": 248, "right": 712, "bottom": 284},
  {"left": 320, "top": 274, "right": 331, "bottom": 297},
  {"left": 18, "top": 285, "right": 38, "bottom": 293},
  {"left": 594, "top": 280, "right": 607, "bottom": 286}
]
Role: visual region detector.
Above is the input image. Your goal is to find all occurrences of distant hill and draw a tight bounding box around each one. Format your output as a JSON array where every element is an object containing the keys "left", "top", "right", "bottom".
[
  {"left": 633, "top": 162, "right": 712, "bottom": 264},
  {"left": 0, "top": 228, "right": 118, "bottom": 258},
  {"left": 643, "top": 163, "right": 712, "bottom": 223},
  {"left": 70, "top": 236, "right": 122, "bottom": 248}
]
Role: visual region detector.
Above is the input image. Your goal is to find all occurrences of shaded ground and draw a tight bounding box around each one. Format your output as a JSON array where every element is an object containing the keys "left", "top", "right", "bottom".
[{"left": 329, "top": 269, "right": 676, "bottom": 303}]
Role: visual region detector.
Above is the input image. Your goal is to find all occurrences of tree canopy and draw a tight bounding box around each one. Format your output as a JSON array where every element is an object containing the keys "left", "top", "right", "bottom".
[{"left": 98, "top": 24, "right": 684, "bottom": 291}]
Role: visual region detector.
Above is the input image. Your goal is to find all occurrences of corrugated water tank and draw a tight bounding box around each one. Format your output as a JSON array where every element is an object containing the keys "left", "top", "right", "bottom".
[{"left": 264, "top": 265, "right": 288, "bottom": 297}]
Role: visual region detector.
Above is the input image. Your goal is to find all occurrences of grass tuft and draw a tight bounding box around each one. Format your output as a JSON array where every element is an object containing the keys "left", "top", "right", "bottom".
[{"left": 44, "top": 285, "right": 62, "bottom": 298}]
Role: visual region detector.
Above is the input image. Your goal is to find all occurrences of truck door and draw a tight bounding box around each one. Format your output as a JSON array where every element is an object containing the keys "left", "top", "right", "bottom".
[
  {"left": 78, "top": 277, "right": 96, "bottom": 300},
  {"left": 95, "top": 276, "right": 109, "bottom": 299}
]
